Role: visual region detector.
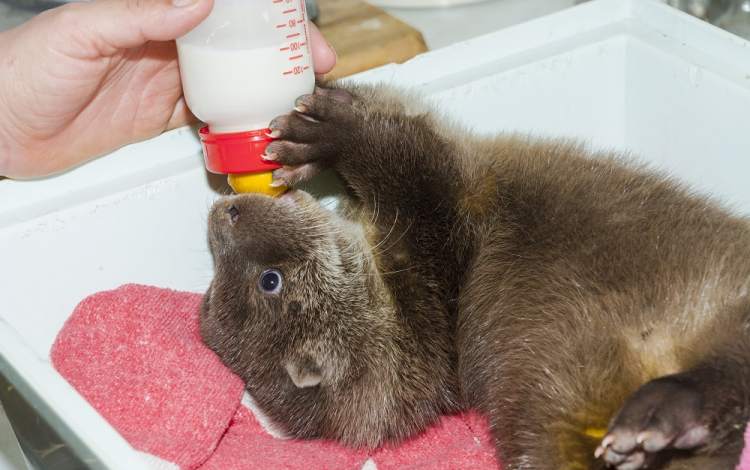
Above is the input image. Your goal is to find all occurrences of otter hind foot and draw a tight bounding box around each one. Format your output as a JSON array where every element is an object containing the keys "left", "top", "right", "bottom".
[{"left": 596, "top": 377, "right": 710, "bottom": 469}]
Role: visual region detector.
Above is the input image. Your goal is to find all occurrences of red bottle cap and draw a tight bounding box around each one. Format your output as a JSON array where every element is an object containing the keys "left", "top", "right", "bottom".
[{"left": 198, "top": 126, "right": 282, "bottom": 174}]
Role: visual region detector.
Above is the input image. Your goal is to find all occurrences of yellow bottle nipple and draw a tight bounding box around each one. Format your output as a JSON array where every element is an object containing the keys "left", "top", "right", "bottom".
[{"left": 227, "top": 170, "right": 287, "bottom": 197}]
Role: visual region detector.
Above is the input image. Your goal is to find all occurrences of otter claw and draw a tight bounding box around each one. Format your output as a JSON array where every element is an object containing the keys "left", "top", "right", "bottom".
[
  {"left": 294, "top": 104, "right": 308, "bottom": 113},
  {"left": 595, "top": 435, "right": 617, "bottom": 458},
  {"left": 270, "top": 177, "right": 288, "bottom": 188},
  {"left": 267, "top": 129, "right": 281, "bottom": 139}
]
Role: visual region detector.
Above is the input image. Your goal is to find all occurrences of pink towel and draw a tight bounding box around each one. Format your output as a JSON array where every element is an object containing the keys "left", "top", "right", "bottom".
[
  {"left": 51, "top": 284, "right": 497, "bottom": 470},
  {"left": 369, "top": 410, "right": 497, "bottom": 469}
]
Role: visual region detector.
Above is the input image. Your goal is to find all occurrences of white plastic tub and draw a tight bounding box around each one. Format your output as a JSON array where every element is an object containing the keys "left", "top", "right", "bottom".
[{"left": 1, "top": 0, "right": 749, "bottom": 467}]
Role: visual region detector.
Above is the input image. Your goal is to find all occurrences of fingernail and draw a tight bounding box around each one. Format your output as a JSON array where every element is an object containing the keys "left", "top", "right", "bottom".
[
  {"left": 172, "top": 0, "right": 200, "bottom": 7},
  {"left": 329, "top": 42, "right": 338, "bottom": 62},
  {"left": 316, "top": 43, "right": 337, "bottom": 80}
]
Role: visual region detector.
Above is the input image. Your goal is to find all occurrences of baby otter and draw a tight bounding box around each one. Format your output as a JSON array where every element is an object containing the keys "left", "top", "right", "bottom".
[{"left": 200, "top": 82, "right": 750, "bottom": 470}]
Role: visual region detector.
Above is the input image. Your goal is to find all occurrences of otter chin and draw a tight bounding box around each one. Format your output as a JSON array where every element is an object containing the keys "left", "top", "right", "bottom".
[{"left": 201, "top": 82, "right": 750, "bottom": 470}]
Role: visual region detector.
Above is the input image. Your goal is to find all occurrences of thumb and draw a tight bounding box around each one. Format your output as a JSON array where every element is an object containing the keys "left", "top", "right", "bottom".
[{"left": 55, "top": 0, "right": 214, "bottom": 59}]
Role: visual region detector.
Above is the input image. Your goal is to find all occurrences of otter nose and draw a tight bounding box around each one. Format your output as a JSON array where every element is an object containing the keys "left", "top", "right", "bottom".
[{"left": 226, "top": 204, "right": 240, "bottom": 222}]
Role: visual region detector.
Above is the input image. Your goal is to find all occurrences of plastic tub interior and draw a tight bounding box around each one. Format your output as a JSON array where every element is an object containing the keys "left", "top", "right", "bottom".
[{"left": 1, "top": 0, "right": 749, "bottom": 467}]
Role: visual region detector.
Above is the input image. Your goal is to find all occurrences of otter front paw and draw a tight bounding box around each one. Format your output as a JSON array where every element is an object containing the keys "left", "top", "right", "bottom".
[
  {"left": 266, "top": 85, "right": 358, "bottom": 187},
  {"left": 595, "top": 378, "right": 710, "bottom": 469}
]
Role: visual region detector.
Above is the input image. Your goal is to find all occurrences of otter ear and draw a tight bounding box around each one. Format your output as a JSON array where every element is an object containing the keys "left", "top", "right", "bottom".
[{"left": 284, "top": 355, "right": 324, "bottom": 388}]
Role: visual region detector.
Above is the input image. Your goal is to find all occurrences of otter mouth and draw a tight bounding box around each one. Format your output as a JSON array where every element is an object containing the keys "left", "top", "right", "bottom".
[{"left": 276, "top": 189, "right": 331, "bottom": 212}]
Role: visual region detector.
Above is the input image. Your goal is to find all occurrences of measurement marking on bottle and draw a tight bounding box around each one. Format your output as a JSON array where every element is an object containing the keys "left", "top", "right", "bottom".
[
  {"left": 286, "top": 33, "right": 301, "bottom": 38},
  {"left": 283, "top": 8, "right": 297, "bottom": 13},
  {"left": 283, "top": 64, "right": 307, "bottom": 75},
  {"left": 280, "top": 47, "right": 290, "bottom": 51},
  {"left": 276, "top": 24, "right": 287, "bottom": 28},
  {"left": 289, "top": 54, "right": 303, "bottom": 60}
]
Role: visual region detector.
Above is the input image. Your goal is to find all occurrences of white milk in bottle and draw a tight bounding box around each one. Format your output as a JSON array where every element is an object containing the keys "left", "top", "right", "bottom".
[
  {"left": 178, "top": 45, "right": 314, "bottom": 133},
  {"left": 176, "top": 0, "right": 315, "bottom": 195}
]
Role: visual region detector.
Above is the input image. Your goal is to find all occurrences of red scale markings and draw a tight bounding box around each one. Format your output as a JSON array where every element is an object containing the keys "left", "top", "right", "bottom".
[{"left": 279, "top": 0, "right": 311, "bottom": 77}]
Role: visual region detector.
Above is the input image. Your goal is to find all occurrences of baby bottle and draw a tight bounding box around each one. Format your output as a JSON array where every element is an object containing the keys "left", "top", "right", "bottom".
[{"left": 176, "top": 0, "right": 315, "bottom": 196}]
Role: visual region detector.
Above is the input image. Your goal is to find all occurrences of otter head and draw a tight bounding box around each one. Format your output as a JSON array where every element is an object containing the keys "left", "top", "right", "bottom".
[{"left": 201, "top": 190, "right": 399, "bottom": 446}]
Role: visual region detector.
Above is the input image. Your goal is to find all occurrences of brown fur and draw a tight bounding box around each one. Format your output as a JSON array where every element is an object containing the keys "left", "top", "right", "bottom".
[{"left": 200, "top": 82, "right": 750, "bottom": 469}]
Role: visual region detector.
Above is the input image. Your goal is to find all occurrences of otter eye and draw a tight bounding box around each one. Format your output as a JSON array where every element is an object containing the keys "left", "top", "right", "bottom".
[{"left": 259, "top": 269, "right": 282, "bottom": 294}]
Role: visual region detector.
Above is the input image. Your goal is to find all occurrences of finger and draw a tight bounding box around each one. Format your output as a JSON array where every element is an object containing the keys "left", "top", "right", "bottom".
[
  {"left": 308, "top": 22, "right": 337, "bottom": 79},
  {"left": 51, "top": 0, "right": 214, "bottom": 59},
  {"left": 166, "top": 97, "right": 200, "bottom": 132}
]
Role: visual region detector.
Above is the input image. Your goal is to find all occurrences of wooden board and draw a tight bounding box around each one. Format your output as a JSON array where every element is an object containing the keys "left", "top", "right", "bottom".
[{"left": 315, "top": 0, "right": 429, "bottom": 78}]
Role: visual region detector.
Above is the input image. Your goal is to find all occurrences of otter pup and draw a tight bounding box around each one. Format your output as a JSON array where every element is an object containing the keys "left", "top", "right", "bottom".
[{"left": 200, "top": 82, "right": 750, "bottom": 470}]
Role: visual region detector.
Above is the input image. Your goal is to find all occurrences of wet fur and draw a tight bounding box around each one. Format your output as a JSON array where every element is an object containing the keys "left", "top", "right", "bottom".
[{"left": 201, "top": 82, "right": 750, "bottom": 469}]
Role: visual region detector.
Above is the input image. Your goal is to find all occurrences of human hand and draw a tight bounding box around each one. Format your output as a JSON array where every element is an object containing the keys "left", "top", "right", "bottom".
[{"left": 0, "top": 0, "right": 337, "bottom": 179}]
